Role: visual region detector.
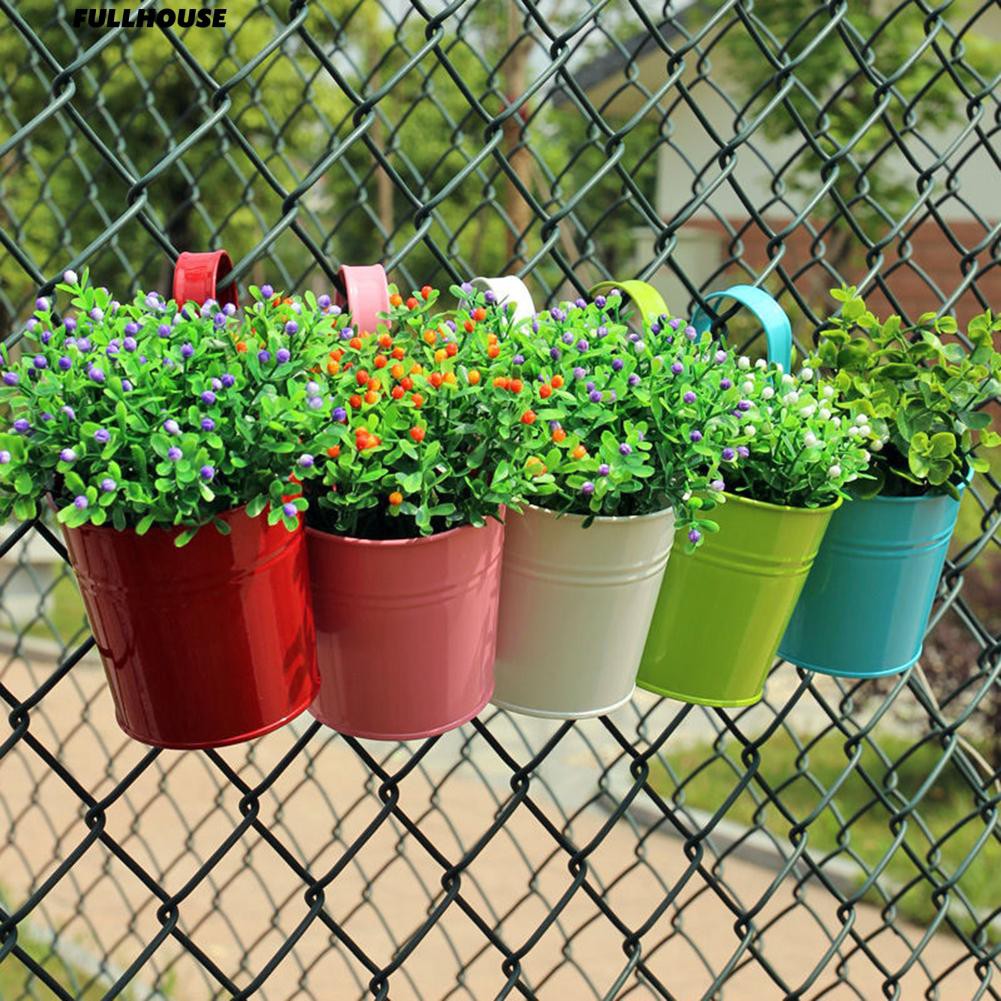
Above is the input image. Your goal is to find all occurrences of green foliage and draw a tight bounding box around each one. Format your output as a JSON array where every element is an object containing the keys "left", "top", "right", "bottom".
[
  {"left": 810, "top": 287, "right": 1001, "bottom": 497},
  {"left": 0, "top": 271, "right": 336, "bottom": 542},
  {"left": 720, "top": 351, "right": 873, "bottom": 509},
  {"left": 505, "top": 293, "right": 738, "bottom": 541},
  {"left": 299, "top": 284, "right": 528, "bottom": 539}
]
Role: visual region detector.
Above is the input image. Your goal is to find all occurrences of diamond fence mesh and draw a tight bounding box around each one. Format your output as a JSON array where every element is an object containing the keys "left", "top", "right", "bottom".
[{"left": 1, "top": 1, "right": 1000, "bottom": 998}]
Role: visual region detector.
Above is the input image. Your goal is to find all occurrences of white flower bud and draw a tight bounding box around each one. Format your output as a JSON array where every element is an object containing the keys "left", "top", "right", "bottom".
[
  {"left": 848, "top": 426, "right": 860, "bottom": 437},
  {"left": 800, "top": 404, "right": 816, "bottom": 418},
  {"left": 832, "top": 416, "right": 842, "bottom": 427},
  {"left": 800, "top": 366, "right": 814, "bottom": 381},
  {"left": 855, "top": 414, "right": 867, "bottom": 426},
  {"left": 859, "top": 424, "right": 871, "bottom": 437},
  {"left": 781, "top": 373, "right": 795, "bottom": 386},
  {"left": 741, "top": 380, "right": 754, "bottom": 394},
  {"left": 822, "top": 385, "right": 835, "bottom": 399},
  {"left": 861, "top": 450, "right": 871, "bottom": 462},
  {"left": 738, "top": 356, "right": 751, "bottom": 370},
  {"left": 804, "top": 431, "right": 818, "bottom": 447},
  {"left": 783, "top": 391, "right": 799, "bottom": 404},
  {"left": 773, "top": 361, "right": 784, "bottom": 373},
  {"left": 819, "top": 407, "right": 831, "bottom": 420},
  {"left": 756, "top": 358, "right": 768, "bottom": 370},
  {"left": 762, "top": 387, "right": 775, "bottom": 399},
  {"left": 871, "top": 439, "right": 883, "bottom": 452},
  {"left": 828, "top": 464, "right": 842, "bottom": 479},
  {"left": 744, "top": 425, "right": 756, "bottom": 437},
  {"left": 682, "top": 490, "right": 692, "bottom": 501}
]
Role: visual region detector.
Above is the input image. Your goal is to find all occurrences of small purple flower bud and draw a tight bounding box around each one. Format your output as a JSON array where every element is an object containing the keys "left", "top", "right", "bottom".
[
  {"left": 221, "top": 373, "right": 235, "bottom": 388},
  {"left": 737, "top": 446, "right": 750, "bottom": 458},
  {"left": 715, "top": 350, "right": 727, "bottom": 363},
  {"left": 683, "top": 391, "right": 696, "bottom": 404},
  {"left": 581, "top": 481, "right": 595, "bottom": 495},
  {"left": 671, "top": 362, "right": 684, "bottom": 375},
  {"left": 720, "top": 378, "right": 733, "bottom": 390},
  {"left": 89, "top": 367, "right": 105, "bottom": 383},
  {"left": 284, "top": 321, "right": 299, "bottom": 335},
  {"left": 200, "top": 465, "right": 215, "bottom": 481},
  {"left": 211, "top": 377, "right": 222, "bottom": 390},
  {"left": 213, "top": 312, "right": 227, "bottom": 328},
  {"left": 60, "top": 406, "right": 75, "bottom": 421},
  {"left": 158, "top": 324, "right": 170, "bottom": 338},
  {"left": 167, "top": 446, "right": 182, "bottom": 461},
  {"left": 123, "top": 336, "right": 137, "bottom": 352},
  {"left": 124, "top": 321, "right": 139, "bottom": 335},
  {"left": 690, "top": 430, "right": 703, "bottom": 442},
  {"left": 628, "top": 373, "right": 640, "bottom": 387},
  {"left": 586, "top": 381, "right": 596, "bottom": 392},
  {"left": 598, "top": 463, "right": 610, "bottom": 476},
  {"left": 25, "top": 318, "right": 38, "bottom": 333},
  {"left": 89, "top": 307, "right": 103, "bottom": 322},
  {"left": 121, "top": 380, "right": 133, "bottom": 392},
  {"left": 36, "top": 297, "right": 49, "bottom": 311},
  {"left": 63, "top": 317, "right": 77, "bottom": 333},
  {"left": 105, "top": 342, "right": 119, "bottom": 357},
  {"left": 513, "top": 354, "right": 525, "bottom": 366},
  {"left": 619, "top": 443, "right": 632, "bottom": 456},
  {"left": 532, "top": 321, "right": 540, "bottom": 333},
  {"left": 711, "top": 479, "right": 725, "bottom": 491},
  {"left": 223, "top": 302, "right": 236, "bottom": 316},
  {"left": 460, "top": 281, "right": 473, "bottom": 294},
  {"left": 611, "top": 358, "right": 624, "bottom": 371},
  {"left": 258, "top": 349, "right": 271, "bottom": 363},
  {"left": 561, "top": 331, "right": 574, "bottom": 345},
  {"left": 594, "top": 294, "right": 606, "bottom": 308},
  {"left": 180, "top": 342, "right": 194, "bottom": 359},
  {"left": 163, "top": 356, "right": 175, "bottom": 369},
  {"left": 60, "top": 448, "right": 76, "bottom": 462},
  {"left": 201, "top": 417, "right": 215, "bottom": 431},
  {"left": 73, "top": 495, "right": 88, "bottom": 510},
  {"left": 298, "top": 453, "right": 314, "bottom": 468},
  {"left": 577, "top": 339, "right": 589, "bottom": 352},
  {"left": 94, "top": 428, "right": 110, "bottom": 443},
  {"left": 332, "top": 406, "right": 347, "bottom": 423},
  {"left": 484, "top": 290, "right": 497, "bottom": 304},
  {"left": 261, "top": 284, "right": 274, "bottom": 298},
  {"left": 63, "top": 270, "right": 78, "bottom": 285},
  {"left": 77, "top": 337, "right": 92, "bottom": 352},
  {"left": 164, "top": 419, "right": 180, "bottom": 435},
  {"left": 596, "top": 325, "right": 607, "bottom": 338},
  {"left": 445, "top": 319, "right": 456, "bottom": 332},
  {"left": 549, "top": 347, "right": 561, "bottom": 361},
  {"left": 33, "top": 355, "right": 47, "bottom": 369},
  {"left": 651, "top": 322, "right": 661, "bottom": 334},
  {"left": 40, "top": 412, "right": 53, "bottom": 422},
  {"left": 588, "top": 389, "right": 602, "bottom": 403},
  {"left": 318, "top": 294, "right": 331, "bottom": 309},
  {"left": 551, "top": 307, "right": 566, "bottom": 322},
  {"left": 306, "top": 381, "right": 320, "bottom": 396},
  {"left": 575, "top": 298, "right": 586, "bottom": 309},
  {"left": 628, "top": 332, "right": 639, "bottom": 342},
  {"left": 282, "top": 502, "right": 297, "bottom": 518},
  {"left": 685, "top": 325, "right": 696, "bottom": 340},
  {"left": 308, "top": 396, "right": 323, "bottom": 409},
  {"left": 40, "top": 329, "right": 52, "bottom": 344},
  {"left": 2, "top": 372, "right": 18, "bottom": 386},
  {"left": 276, "top": 348, "right": 291, "bottom": 363},
  {"left": 12, "top": 419, "right": 29, "bottom": 433},
  {"left": 722, "top": 447, "right": 736, "bottom": 461},
  {"left": 574, "top": 367, "right": 587, "bottom": 380},
  {"left": 0, "top": 450, "right": 9, "bottom": 464},
  {"left": 100, "top": 477, "right": 116, "bottom": 493},
  {"left": 688, "top": 528, "right": 701, "bottom": 544},
  {"left": 738, "top": 400, "right": 751, "bottom": 411}
]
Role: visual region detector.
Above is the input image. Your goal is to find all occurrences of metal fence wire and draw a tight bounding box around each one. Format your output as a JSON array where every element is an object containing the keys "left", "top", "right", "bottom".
[{"left": 0, "top": 1, "right": 999, "bottom": 998}]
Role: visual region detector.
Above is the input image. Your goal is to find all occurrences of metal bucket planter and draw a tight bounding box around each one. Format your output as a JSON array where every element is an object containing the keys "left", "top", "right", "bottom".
[
  {"left": 307, "top": 518, "right": 504, "bottom": 740},
  {"left": 638, "top": 494, "right": 841, "bottom": 706},
  {"left": 335, "top": 264, "right": 391, "bottom": 335},
  {"left": 173, "top": 250, "right": 239, "bottom": 308},
  {"left": 492, "top": 504, "right": 677, "bottom": 718},
  {"left": 63, "top": 507, "right": 319, "bottom": 748},
  {"left": 778, "top": 479, "right": 969, "bottom": 678}
]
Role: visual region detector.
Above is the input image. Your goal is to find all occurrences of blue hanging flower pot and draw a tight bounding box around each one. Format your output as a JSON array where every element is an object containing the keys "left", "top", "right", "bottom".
[{"left": 778, "top": 474, "right": 971, "bottom": 678}]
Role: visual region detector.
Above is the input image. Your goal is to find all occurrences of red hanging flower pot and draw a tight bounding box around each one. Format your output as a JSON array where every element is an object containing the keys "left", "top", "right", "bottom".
[{"left": 63, "top": 506, "right": 318, "bottom": 749}]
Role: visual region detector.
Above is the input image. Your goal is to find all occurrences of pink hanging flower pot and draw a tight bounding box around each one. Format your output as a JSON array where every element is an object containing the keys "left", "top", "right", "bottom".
[{"left": 307, "top": 517, "right": 504, "bottom": 740}]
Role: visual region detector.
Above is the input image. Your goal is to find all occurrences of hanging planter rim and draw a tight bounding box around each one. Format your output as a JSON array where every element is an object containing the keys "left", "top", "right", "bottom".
[
  {"left": 841, "top": 465, "right": 974, "bottom": 506},
  {"left": 492, "top": 688, "right": 634, "bottom": 721},
  {"left": 305, "top": 511, "right": 504, "bottom": 551},
  {"left": 519, "top": 500, "right": 674, "bottom": 526},
  {"left": 720, "top": 491, "right": 844, "bottom": 517}
]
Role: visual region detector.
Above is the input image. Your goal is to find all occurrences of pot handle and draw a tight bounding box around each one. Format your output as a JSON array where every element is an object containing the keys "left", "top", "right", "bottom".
[
  {"left": 691, "top": 285, "right": 792, "bottom": 371},
  {"left": 589, "top": 279, "right": 669, "bottom": 324},
  {"left": 173, "top": 250, "right": 239, "bottom": 309},
  {"left": 471, "top": 276, "right": 537, "bottom": 320},
  {"left": 335, "top": 264, "right": 391, "bottom": 336}
]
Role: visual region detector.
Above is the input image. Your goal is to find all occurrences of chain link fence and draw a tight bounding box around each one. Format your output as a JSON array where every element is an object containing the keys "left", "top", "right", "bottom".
[{"left": 1, "top": 1, "right": 999, "bottom": 998}]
